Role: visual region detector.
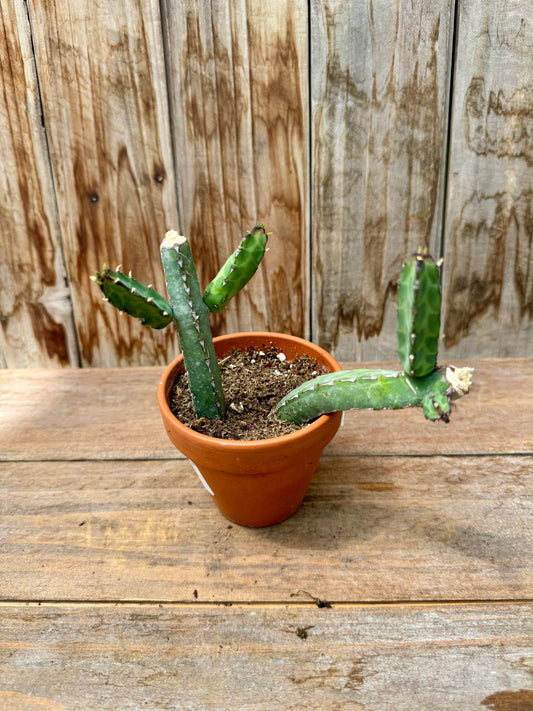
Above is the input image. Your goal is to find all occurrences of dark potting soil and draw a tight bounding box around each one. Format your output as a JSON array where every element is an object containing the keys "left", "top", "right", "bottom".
[{"left": 169, "top": 346, "right": 328, "bottom": 440}]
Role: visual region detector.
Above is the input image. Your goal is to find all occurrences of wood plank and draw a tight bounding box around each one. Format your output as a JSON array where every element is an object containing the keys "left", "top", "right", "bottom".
[
  {"left": 0, "top": 602, "right": 531, "bottom": 709},
  {"left": 441, "top": 0, "right": 533, "bottom": 359},
  {"left": 163, "top": 0, "right": 309, "bottom": 339},
  {"left": 1, "top": 359, "right": 531, "bottom": 461},
  {"left": 0, "top": 1, "right": 79, "bottom": 367},
  {"left": 1, "top": 454, "right": 530, "bottom": 602},
  {"left": 311, "top": 0, "right": 455, "bottom": 361},
  {"left": 27, "top": 0, "right": 180, "bottom": 367}
]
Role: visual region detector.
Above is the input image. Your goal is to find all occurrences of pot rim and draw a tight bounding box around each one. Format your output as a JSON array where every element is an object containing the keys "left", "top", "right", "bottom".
[{"left": 157, "top": 331, "right": 343, "bottom": 453}]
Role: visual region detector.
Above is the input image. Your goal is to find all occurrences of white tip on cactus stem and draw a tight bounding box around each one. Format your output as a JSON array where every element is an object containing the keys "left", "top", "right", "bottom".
[
  {"left": 162, "top": 230, "right": 187, "bottom": 248},
  {"left": 446, "top": 366, "right": 474, "bottom": 397}
]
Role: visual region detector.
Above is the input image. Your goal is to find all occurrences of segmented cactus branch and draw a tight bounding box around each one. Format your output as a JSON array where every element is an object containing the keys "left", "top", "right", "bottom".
[
  {"left": 274, "top": 242, "right": 473, "bottom": 425},
  {"left": 161, "top": 231, "right": 225, "bottom": 419},
  {"left": 91, "top": 268, "right": 173, "bottom": 329},
  {"left": 203, "top": 224, "right": 269, "bottom": 312},
  {"left": 275, "top": 366, "right": 473, "bottom": 425},
  {"left": 397, "top": 249, "right": 441, "bottom": 377}
]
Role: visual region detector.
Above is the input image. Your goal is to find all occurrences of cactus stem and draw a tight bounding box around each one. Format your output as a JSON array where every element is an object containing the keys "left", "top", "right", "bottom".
[
  {"left": 397, "top": 250, "right": 442, "bottom": 378},
  {"left": 160, "top": 231, "right": 225, "bottom": 419},
  {"left": 203, "top": 224, "right": 269, "bottom": 313},
  {"left": 275, "top": 367, "right": 473, "bottom": 425},
  {"left": 93, "top": 267, "right": 173, "bottom": 329}
]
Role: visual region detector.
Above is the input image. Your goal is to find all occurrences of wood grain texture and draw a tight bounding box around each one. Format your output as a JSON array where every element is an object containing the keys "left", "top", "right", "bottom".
[
  {"left": 442, "top": 0, "right": 533, "bottom": 359},
  {"left": 0, "top": 454, "right": 531, "bottom": 603},
  {"left": 311, "top": 0, "right": 455, "bottom": 361},
  {"left": 26, "top": 0, "right": 180, "bottom": 367},
  {"left": 2, "top": 1, "right": 533, "bottom": 370},
  {"left": 0, "top": 361, "right": 531, "bottom": 709},
  {"left": 163, "top": 0, "right": 309, "bottom": 339},
  {"left": 0, "top": 603, "right": 531, "bottom": 710},
  {"left": 1, "top": 359, "right": 531, "bottom": 462},
  {"left": 0, "top": 2, "right": 79, "bottom": 367}
]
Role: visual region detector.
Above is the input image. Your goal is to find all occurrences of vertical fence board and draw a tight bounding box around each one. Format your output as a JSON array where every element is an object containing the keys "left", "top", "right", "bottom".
[
  {"left": 162, "top": 0, "right": 309, "bottom": 339},
  {"left": 27, "top": 0, "right": 180, "bottom": 366},
  {"left": 441, "top": 0, "right": 533, "bottom": 359},
  {"left": 1, "top": 0, "right": 531, "bottom": 368},
  {"left": 311, "top": 0, "right": 455, "bottom": 361},
  {"left": 0, "top": 1, "right": 79, "bottom": 367}
]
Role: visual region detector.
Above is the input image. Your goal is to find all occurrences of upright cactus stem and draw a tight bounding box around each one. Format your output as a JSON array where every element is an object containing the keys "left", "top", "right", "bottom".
[
  {"left": 397, "top": 248, "right": 442, "bottom": 378},
  {"left": 203, "top": 224, "right": 269, "bottom": 312},
  {"left": 161, "top": 231, "right": 225, "bottom": 420}
]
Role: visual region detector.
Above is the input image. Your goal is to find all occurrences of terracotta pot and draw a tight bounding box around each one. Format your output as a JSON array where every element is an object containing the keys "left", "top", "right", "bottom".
[{"left": 157, "top": 332, "right": 342, "bottom": 527}]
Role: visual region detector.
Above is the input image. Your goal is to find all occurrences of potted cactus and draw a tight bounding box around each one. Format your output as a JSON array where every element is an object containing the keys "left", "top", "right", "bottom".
[{"left": 92, "top": 228, "right": 472, "bottom": 526}]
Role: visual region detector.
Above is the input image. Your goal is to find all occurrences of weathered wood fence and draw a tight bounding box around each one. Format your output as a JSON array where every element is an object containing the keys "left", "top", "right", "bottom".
[{"left": 1, "top": 0, "right": 531, "bottom": 368}]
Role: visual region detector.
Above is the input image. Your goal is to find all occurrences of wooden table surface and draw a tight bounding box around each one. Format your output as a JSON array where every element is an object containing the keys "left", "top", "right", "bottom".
[{"left": 1, "top": 359, "right": 532, "bottom": 710}]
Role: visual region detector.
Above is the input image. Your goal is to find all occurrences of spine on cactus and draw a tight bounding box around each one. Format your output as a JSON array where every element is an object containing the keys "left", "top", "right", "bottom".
[
  {"left": 203, "top": 224, "right": 269, "bottom": 312},
  {"left": 397, "top": 249, "right": 441, "bottom": 378},
  {"left": 275, "top": 366, "right": 473, "bottom": 425},
  {"left": 160, "top": 231, "right": 225, "bottom": 419},
  {"left": 91, "top": 268, "right": 173, "bottom": 329}
]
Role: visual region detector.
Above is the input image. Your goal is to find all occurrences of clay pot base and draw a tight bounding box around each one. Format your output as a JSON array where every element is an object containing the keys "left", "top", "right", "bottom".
[
  {"left": 158, "top": 333, "right": 343, "bottom": 527},
  {"left": 169, "top": 346, "right": 326, "bottom": 440}
]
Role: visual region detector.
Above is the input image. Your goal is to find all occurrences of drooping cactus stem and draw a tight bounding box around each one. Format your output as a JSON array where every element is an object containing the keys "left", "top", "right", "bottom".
[
  {"left": 203, "top": 224, "right": 269, "bottom": 312},
  {"left": 160, "top": 231, "right": 225, "bottom": 419},
  {"left": 275, "top": 366, "right": 473, "bottom": 425},
  {"left": 91, "top": 268, "right": 173, "bottom": 329},
  {"left": 397, "top": 249, "right": 442, "bottom": 378}
]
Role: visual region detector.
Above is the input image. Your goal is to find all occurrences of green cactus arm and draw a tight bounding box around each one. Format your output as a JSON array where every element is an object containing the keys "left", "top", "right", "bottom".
[
  {"left": 203, "top": 224, "right": 268, "bottom": 312},
  {"left": 160, "top": 231, "right": 225, "bottom": 419},
  {"left": 397, "top": 249, "right": 442, "bottom": 377},
  {"left": 275, "top": 366, "right": 473, "bottom": 425},
  {"left": 91, "top": 268, "right": 173, "bottom": 329}
]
